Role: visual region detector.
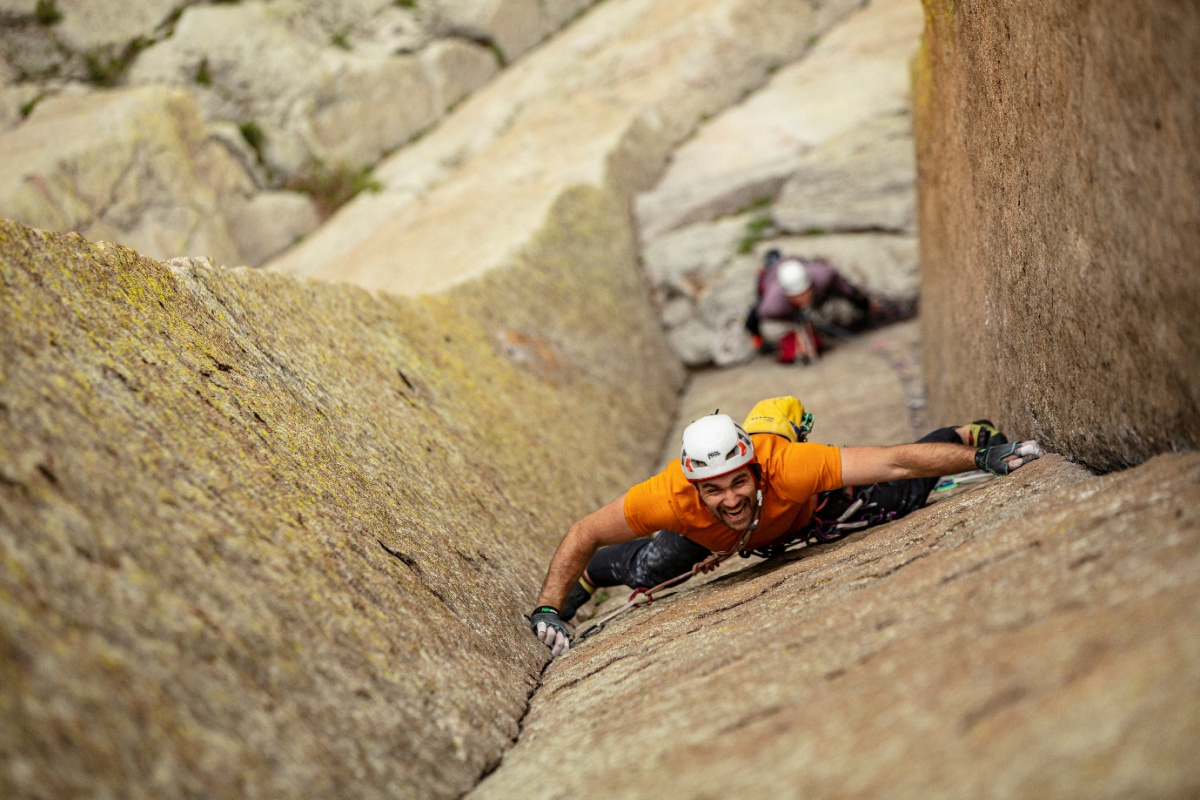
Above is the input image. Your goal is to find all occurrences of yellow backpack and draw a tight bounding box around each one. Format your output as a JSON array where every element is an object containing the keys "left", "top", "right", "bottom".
[{"left": 741, "top": 396, "right": 815, "bottom": 443}]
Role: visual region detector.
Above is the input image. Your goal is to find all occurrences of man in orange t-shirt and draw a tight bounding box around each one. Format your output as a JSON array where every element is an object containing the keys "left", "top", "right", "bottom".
[{"left": 529, "top": 412, "right": 1046, "bottom": 657}]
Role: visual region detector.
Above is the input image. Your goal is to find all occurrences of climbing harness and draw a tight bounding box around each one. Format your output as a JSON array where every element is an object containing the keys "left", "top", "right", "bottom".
[
  {"left": 576, "top": 464, "right": 996, "bottom": 642},
  {"left": 576, "top": 484, "right": 885, "bottom": 641}
]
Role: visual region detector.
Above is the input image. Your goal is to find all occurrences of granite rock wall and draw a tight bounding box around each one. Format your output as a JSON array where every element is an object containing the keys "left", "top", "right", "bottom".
[
  {"left": 472, "top": 451, "right": 1200, "bottom": 799},
  {"left": 0, "top": 213, "right": 682, "bottom": 799},
  {"left": 915, "top": 0, "right": 1200, "bottom": 471}
]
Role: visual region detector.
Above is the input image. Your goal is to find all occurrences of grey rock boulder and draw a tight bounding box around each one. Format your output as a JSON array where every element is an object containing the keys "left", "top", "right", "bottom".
[
  {"left": 126, "top": 1, "right": 499, "bottom": 178},
  {"left": 0, "top": 86, "right": 243, "bottom": 265},
  {"left": 634, "top": 0, "right": 924, "bottom": 240},
  {"left": 642, "top": 215, "right": 750, "bottom": 300},
  {"left": 773, "top": 111, "right": 917, "bottom": 235},
  {"left": 224, "top": 191, "right": 321, "bottom": 267},
  {"left": 425, "top": 0, "right": 597, "bottom": 63}
]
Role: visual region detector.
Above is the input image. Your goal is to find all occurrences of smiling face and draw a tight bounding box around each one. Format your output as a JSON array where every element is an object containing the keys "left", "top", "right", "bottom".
[{"left": 694, "top": 466, "right": 759, "bottom": 531}]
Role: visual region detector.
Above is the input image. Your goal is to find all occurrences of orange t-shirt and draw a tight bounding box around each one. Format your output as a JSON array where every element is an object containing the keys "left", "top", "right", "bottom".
[{"left": 623, "top": 434, "right": 844, "bottom": 553}]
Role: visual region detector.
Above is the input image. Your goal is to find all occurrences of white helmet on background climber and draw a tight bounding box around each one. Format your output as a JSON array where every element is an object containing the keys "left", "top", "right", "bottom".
[
  {"left": 777, "top": 259, "right": 812, "bottom": 296},
  {"left": 680, "top": 414, "right": 756, "bottom": 481}
]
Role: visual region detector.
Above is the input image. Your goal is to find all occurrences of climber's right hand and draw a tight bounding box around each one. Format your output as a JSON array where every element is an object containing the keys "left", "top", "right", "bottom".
[
  {"left": 529, "top": 606, "right": 570, "bottom": 657},
  {"left": 976, "top": 440, "right": 1046, "bottom": 475}
]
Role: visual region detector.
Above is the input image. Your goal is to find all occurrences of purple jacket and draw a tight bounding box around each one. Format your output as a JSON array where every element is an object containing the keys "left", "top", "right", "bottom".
[{"left": 755, "top": 258, "right": 870, "bottom": 321}]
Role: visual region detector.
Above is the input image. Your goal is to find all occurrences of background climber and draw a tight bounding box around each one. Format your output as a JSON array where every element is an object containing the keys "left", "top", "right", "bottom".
[
  {"left": 530, "top": 401, "right": 1044, "bottom": 657},
  {"left": 742, "top": 249, "right": 913, "bottom": 364}
]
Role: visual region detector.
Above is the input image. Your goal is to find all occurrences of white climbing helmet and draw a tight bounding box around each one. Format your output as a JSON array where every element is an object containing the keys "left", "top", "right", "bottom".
[
  {"left": 777, "top": 259, "right": 812, "bottom": 296},
  {"left": 680, "top": 414, "right": 756, "bottom": 482}
]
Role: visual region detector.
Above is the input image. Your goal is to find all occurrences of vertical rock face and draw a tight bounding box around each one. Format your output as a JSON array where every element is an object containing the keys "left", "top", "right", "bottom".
[
  {"left": 0, "top": 216, "right": 682, "bottom": 799},
  {"left": 915, "top": 0, "right": 1200, "bottom": 471}
]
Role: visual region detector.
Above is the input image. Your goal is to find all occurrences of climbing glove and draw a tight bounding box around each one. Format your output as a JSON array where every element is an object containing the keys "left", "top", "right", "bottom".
[
  {"left": 529, "top": 606, "right": 571, "bottom": 657},
  {"left": 975, "top": 440, "right": 1046, "bottom": 475}
]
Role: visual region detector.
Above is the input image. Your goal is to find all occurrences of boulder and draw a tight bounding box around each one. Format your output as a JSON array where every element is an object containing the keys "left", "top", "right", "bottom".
[
  {"left": 52, "top": 0, "right": 187, "bottom": 53},
  {"left": 224, "top": 191, "right": 321, "bottom": 267},
  {"left": 0, "top": 86, "right": 242, "bottom": 265},
  {"left": 0, "top": 14, "right": 63, "bottom": 81},
  {"left": 666, "top": 317, "right": 719, "bottom": 367},
  {"left": 695, "top": 256, "right": 759, "bottom": 329},
  {"left": 642, "top": 214, "right": 750, "bottom": 300},
  {"left": 125, "top": 1, "right": 495, "bottom": 178},
  {"left": 269, "top": 0, "right": 865, "bottom": 295},
  {"left": 304, "top": 53, "right": 439, "bottom": 170},
  {"left": 634, "top": 0, "right": 924, "bottom": 240},
  {"left": 773, "top": 110, "right": 916, "bottom": 235},
  {"left": 0, "top": 210, "right": 682, "bottom": 798},
  {"left": 421, "top": 38, "right": 501, "bottom": 113},
  {"left": 0, "top": 83, "right": 38, "bottom": 131},
  {"left": 425, "top": 0, "right": 597, "bottom": 63},
  {"left": 915, "top": 0, "right": 1200, "bottom": 471}
]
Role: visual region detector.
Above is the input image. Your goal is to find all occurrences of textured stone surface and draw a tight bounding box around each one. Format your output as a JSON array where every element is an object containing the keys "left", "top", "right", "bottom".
[
  {"left": 0, "top": 0, "right": 591, "bottom": 264},
  {"left": 915, "top": 0, "right": 1200, "bottom": 471},
  {"left": 642, "top": 215, "right": 750, "bottom": 302},
  {"left": 224, "top": 190, "right": 321, "bottom": 267},
  {"left": 0, "top": 216, "right": 683, "bottom": 799},
  {"left": 635, "top": 0, "right": 923, "bottom": 240},
  {"left": 267, "top": 0, "right": 864, "bottom": 295},
  {"left": 126, "top": 2, "right": 438, "bottom": 176},
  {"left": 0, "top": 86, "right": 243, "bottom": 265},
  {"left": 633, "top": 0, "right": 924, "bottom": 365},
  {"left": 0, "top": 83, "right": 37, "bottom": 131},
  {"left": 773, "top": 110, "right": 916, "bottom": 234},
  {"left": 421, "top": 38, "right": 502, "bottom": 114},
  {"left": 425, "top": 0, "right": 597, "bottom": 63},
  {"left": 52, "top": 0, "right": 187, "bottom": 52},
  {"left": 472, "top": 448, "right": 1200, "bottom": 799}
]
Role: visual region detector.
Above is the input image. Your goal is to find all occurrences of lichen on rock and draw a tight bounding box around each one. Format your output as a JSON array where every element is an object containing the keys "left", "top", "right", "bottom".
[{"left": 0, "top": 216, "right": 681, "bottom": 798}]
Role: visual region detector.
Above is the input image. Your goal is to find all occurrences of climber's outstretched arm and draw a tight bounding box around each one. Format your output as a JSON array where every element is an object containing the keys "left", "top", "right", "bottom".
[{"left": 840, "top": 440, "right": 1045, "bottom": 487}]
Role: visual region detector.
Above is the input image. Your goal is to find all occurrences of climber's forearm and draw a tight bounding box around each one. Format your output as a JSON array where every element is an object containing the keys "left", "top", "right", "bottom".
[
  {"left": 839, "top": 442, "right": 976, "bottom": 486},
  {"left": 535, "top": 495, "right": 636, "bottom": 610}
]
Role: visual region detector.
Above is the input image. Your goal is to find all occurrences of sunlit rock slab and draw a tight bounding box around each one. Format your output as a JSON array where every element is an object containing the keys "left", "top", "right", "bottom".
[
  {"left": 267, "top": 0, "right": 865, "bottom": 296},
  {"left": 634, "top": 0, "right": 923, "bottom": 240},
  {"left": 471, "top": 452, "right": 1200, "bottom": 799}
]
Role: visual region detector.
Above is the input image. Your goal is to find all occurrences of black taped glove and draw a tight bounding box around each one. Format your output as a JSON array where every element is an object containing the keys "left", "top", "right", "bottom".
[
  {"left": 976, "top": 440, "right": 1046, "bottom": 475},
  {"left": 529, "top": 606, "right": 570, "bottom": 657}
]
